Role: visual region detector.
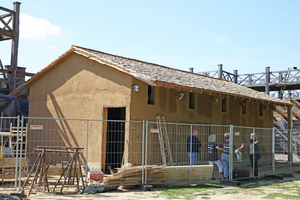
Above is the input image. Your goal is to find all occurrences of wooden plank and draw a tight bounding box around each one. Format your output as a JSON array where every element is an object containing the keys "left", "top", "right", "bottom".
[
  {"left": 165, "top": 165, "right": 213, "bottom": 182},
  {"left": 0, "top": 157, "right": 28, "bottom": 167},
  {"left": 0, "top": 28, "right": 15, "bottom": 38},
  {"left": 0, "top": 6, "right": 15, "bottom": 13},
  {"left": 0, "top": 173, "right": 27, "bottom": 179},
  {"left": 102, "top": 108, "right": 108, "bottom": 171}
]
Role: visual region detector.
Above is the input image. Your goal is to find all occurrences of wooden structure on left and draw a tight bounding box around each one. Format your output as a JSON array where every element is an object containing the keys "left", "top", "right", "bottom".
[
  {"left": 0, "top": 2, "right": 35, "bottom": 95},
  {"left": 0, "top": 123, "right": 28, "bottom": 180},
  {"left": 22, "top": 146, "right": 85, "bottom": 196}
]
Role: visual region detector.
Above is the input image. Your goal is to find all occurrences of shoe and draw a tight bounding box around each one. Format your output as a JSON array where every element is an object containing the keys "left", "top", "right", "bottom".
[
  {"left": 219, "top": 178, "right": 222, "bottom": 180},
  {"left": 211, "top": 177, "right": 216, "bottom": 180}
]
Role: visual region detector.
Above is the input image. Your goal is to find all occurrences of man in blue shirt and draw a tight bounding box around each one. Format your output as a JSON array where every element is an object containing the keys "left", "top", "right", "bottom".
[{"left": 187, "top": 130, "right": 201, "bottom": 165}]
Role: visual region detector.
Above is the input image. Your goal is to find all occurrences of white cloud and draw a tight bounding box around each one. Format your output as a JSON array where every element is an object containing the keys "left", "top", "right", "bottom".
[
  {"left": 47, "top": 45, "right": 55, "bottom": 49},
  {"left": 20, "top": 13, "right": 61, "bottom": 39},
  {"left": 214, "top": 37, "right": 230, "bottom": 45}
]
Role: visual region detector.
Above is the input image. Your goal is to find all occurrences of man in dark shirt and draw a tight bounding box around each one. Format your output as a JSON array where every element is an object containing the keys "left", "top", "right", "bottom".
[
  {"left": 187, "top": 130, "right": 201, "bottom": 165},
  {"left": 216, "top": 133, "right": 244, "bottom": 179}
]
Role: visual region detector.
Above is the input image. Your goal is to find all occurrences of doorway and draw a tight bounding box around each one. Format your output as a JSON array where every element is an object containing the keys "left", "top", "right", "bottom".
[{"left": 104, "top": 107, "right": 125, "bottom": 173}]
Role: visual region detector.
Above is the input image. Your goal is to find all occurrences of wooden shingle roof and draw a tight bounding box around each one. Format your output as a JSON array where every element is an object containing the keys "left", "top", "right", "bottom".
[{"left": 24, "top": 45, "right": 291, "bottom": 106}]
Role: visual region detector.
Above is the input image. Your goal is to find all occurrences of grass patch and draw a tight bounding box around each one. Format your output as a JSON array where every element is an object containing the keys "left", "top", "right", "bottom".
[
  {"left": 263, "top": 193, "right": 300, "bottom": 199},
  {"left": 134, "top": 173, "right": 300, "bottom": 199},
  {"left": 279, "top": 173, "right": 294, "bottom": 178},
  {"left": 240, "top": 176, "right": 277, "bottom": 185}
]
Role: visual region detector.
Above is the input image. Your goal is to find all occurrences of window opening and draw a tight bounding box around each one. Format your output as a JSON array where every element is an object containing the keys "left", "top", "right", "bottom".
[
  {"left": 222, "top": 97, "right": 227, "bottom": 112},
  {"left": 242, "top": 100, "right": 246, "bottom": 114},
  {"left": 147, "top": 86, "right": 155, "bottom": 105}
]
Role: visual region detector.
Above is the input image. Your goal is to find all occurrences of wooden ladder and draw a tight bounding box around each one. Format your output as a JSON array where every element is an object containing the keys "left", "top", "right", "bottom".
[
  {"left": 10, "top": 123, "right": 28, "bottom": 158},
  {"left": 156, "top": 116, "right": 173, "bottom": 166}
]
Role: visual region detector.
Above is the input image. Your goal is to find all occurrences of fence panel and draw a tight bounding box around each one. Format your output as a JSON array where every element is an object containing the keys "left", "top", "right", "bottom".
[
  {"left": 273, "top": 126, "right": 296, "bottom": 174},
  {"left": 5, "top": 116, "right": 300, "bottom": 194},
  {"left": 146, "top": 121, "right": 229, "bottom": 184},
  {"left": 21, "top": 117, "right": 88, "bottom": 194},
  {"left": 0, "top": 116, "right": 19, "bottom": 191},
  {"left": 291, "top": 128, "right": 300, "bottom": 173},
  {"left": 231, "top": 126, "right": 274, "bottom": 180},
  {"left": 19, "top": 117, "right": 144, "bottom": 194},
  {"left": 94, "top": 120, "right": 144, "bottom": 187}
]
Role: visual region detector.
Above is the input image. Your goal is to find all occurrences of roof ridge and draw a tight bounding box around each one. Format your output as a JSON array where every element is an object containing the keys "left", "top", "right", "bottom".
[{"left": 72, "top": 45, "right": 229, "bottom": 83}]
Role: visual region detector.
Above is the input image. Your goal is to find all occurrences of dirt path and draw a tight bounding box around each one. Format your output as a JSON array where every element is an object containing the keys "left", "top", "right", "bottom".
[{"left": 24, "top": 173, "right": 300, "bottom": 200}]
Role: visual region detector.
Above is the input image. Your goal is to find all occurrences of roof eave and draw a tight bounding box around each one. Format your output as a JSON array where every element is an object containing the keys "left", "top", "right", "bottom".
[{"left": 155, "top": 80, "right": 292, "bottom": 107}]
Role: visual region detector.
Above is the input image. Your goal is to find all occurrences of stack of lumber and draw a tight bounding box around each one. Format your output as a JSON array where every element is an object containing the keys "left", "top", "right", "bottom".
[
  {"left": 103, "top": 165, "right": 166, "bottom": 185},
  {"left": 164, "top": 165, "right": 213, "bottom": 182}
]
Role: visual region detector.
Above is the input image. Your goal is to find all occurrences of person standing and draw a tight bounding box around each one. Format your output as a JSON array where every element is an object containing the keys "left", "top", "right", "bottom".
[
  {"left": 249, "top": 133, "right": 261, "bottom": 178},
  {"left": 208, "top": 134, "right": 223, "bottom": 180},
  {"left": 187, "top": 130, "right": 201, "bottom": 165},
  {"left": 216, "top": 133, "right": 244, "bottom": 179}
]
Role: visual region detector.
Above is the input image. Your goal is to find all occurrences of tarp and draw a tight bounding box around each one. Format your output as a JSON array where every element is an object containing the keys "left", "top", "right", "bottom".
[{"left": 0, "top": 93, "right": 28, "bottom": 117}]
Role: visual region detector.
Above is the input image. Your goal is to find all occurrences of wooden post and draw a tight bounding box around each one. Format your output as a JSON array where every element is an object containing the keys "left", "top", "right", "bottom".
[
  {"left": 287, "top": 105, "right": 293, "bottom": 162},
  {"left": 218, "top": 64, "right": 223, "bottom": 79},
  {"left": 233, "top": 70, "right": 238, "bottom": 83},
  {"left": 265, "top": 66, "right": 270, "bottom": 95},
  {"left": 9, "top": 2, "right": 20, "bottom": 92}
]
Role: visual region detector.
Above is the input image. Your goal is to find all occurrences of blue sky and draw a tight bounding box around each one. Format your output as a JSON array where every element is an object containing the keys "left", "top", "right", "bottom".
[{"left": 1, "top": 0, "right": 300, "bottom": 75}]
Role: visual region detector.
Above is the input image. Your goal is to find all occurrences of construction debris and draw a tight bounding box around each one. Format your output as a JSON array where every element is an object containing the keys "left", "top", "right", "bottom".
[
  {"left": 103, "top": 164, "right": 213, "bottom": 185},
  {"left": 164, "top": 165, "right": 213, "bottom": 182},
  {"left": 103, "top": 165, "right": 166, "bottom": 185},
  {"left": 82, "top": 181, "right": 105, "bottom": 194}
]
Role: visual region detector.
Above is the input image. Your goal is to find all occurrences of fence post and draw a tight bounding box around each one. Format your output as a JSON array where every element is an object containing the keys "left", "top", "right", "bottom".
[
  {"left": 145, "top": 121, "right": 149, "bottom": 184},
  {"left": 218, "top": 64, "right": 223, "bottom": 79},
  {"left": 85, "top": 120, "right": 89, "bottom": 187},
  {"left": 229, "top": 125, "right": 233, "bottom": 180},
  {"left": 265, "top": 66, "right": 270, "bottom": 95},
  {"left": 142, "top": 120, "right": 145, "bottom": 185},
  {"left": 190, "top": 125, "right": 193, "bottom": 182},
  {"left": 233, "top": 70, "right": 238, "bottom": 83},
  {"left": 290, "top": 128, "right": 293, "bottom": 171},
  {"left": 18, "top": 115, "right": 24, "bottom": 191},
  {"left": 252, "top": 128, "right": 255, "bottom": 178},
  {"left": 14, "top": 116, "right": 20, "bottom": 191},
  {"left": 272, "top": 127, "right": 275, "bottom": 174}
]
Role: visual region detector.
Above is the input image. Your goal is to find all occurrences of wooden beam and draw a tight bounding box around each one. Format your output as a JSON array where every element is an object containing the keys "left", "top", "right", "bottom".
[
  {"left": 17, "top": 72, "right": 35, "bottom": 77},
  {"left": 154, "top": 80, "right": 292, "bottom": 107},
  {"left": 174, "top": 86, "right": 181, "bottom": 91},
  {"left": 0, "top": 80, "right": 9, "bottom": 83},
  {"left": 0, "top": 6, "right": 15, "bottom": 14},
  {"left": 0, "top": 16, "right": 13, "bottom": 31},
  {"left": 10, "top": 2, "right": 21, "bottom": 92},
  {"left": 0, "top": 28, "right": 15, "bottom": 38},
  {"left": 1, "top": 13, "right": 12, "bottom": 18},
  {"left": 0, "top": 69, "right": 35, "bottom": 76}
]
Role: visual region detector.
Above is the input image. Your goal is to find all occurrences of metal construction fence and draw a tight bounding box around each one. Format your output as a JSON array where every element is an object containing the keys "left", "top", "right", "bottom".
[{"left": 0, "top": 116, "right": 299, "bottom": 193}]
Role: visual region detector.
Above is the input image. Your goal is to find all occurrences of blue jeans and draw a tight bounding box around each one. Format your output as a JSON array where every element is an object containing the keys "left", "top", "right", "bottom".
[
  {"left": 221, "top": 153, "right": 229, "bottom": 178},
  {"left": 189, "top": 155, "right": 198, "bottom": 165}
]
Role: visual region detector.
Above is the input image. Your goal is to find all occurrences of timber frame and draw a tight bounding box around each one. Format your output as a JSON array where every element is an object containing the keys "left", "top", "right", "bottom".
[
  {"left": 0, "top": 2, "right": 35, "bottom": 94},
  {"left": 0, "top": 2, "right": 20, "bottom": 93}
]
